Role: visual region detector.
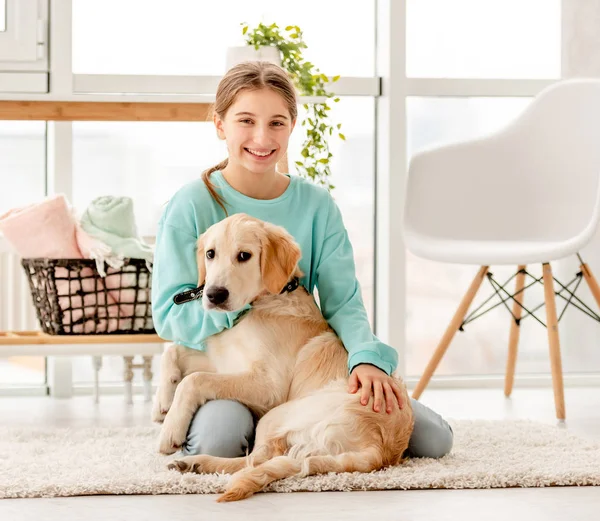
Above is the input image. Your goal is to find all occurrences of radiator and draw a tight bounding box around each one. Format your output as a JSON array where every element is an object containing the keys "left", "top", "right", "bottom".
[{"left": 0, "top": 243, "right": 39, "bottom": 332}]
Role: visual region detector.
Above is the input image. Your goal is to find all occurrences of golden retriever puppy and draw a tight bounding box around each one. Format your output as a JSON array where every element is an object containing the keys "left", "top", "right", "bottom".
[{"left": 155, "top": 213, "right": 414, "bottom": 502}]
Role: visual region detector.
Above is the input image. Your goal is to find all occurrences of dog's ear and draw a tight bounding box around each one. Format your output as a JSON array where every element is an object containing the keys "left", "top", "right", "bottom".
[
  {"left": 261, "top": 224, "right": 301, "bottom": 294},
  {"left": 196, "top": 234, "right": 207, "bottom": 287}
]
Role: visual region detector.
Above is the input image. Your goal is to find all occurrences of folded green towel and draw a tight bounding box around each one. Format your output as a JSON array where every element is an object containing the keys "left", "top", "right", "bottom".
[{"left": 80, "top": 196, "right": 154, "bottom": 263}]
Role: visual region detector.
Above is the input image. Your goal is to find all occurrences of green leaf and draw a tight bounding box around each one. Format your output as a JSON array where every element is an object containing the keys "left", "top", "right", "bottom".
[
  {"left": 285, "top": 25, "right": 294, "bottom": 31},
  {"left": 318, "top": 158, "right": 329, "bottom": 164},
  {"left": 334, "top": 97, "right": 340, "bottom": 102},
  {"left": 295, "top": 161, "right": 303, "bottom": 166},
  {"left": 339, "top": 133, "right": 346, "bottom": 140},
  {"left": 332, "top": 75, "right": 341, "bottom": 82},
  {"left": 242, "top": 25, "right": 248, "bottom": 35}
]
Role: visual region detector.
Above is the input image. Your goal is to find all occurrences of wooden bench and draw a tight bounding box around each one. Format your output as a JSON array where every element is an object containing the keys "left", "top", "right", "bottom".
[{"left": 0, "top": 331, "right": 166, "bottom": 403}]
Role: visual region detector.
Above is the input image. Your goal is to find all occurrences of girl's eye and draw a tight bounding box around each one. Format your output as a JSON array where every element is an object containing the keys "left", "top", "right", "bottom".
[
  {"left": 237, "top": 251, "right": 252, "bottom": 262},
  {"left": 240, "top": 119, "right": 253, "bottom": 124},
  {"left": 206, "top": 249, "right": 215, "bottom": 260},
  {"left": 272, "top": 121, "right": 284, "bottom": 126}
]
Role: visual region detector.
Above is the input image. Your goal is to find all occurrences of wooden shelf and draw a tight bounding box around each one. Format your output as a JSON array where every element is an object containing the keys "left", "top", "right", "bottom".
[
  {"left": 0, "top": 100, "right": 212, "bottom": 121},
  {"left": 0, "top": 330, "right": 166, "bottom": 346}
]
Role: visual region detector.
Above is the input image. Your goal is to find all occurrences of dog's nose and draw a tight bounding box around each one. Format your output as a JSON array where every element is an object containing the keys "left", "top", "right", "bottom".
[{"left": 205, "top": 286, "right": 229, "bottom": 305}]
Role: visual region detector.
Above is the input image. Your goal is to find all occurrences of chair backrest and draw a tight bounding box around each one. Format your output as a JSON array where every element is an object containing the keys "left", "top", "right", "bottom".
[{"left": 404, "top": 79, "right": 600, "bottom": 243}]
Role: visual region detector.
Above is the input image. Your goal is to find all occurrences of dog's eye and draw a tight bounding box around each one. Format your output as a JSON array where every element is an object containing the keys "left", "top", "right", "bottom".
[
  {"left": 237, "top": 251, "right": 252, "bottom": 262},
  {"left": 206, "top": 249, "right": 215, "bottom": 260}
]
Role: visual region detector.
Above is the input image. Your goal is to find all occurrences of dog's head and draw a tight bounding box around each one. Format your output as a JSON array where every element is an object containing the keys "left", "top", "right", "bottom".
[{"left": 196, "top": 213, "right": 302, "bottom": 312}]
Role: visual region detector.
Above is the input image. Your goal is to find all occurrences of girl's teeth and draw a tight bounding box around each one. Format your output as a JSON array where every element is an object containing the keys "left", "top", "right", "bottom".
[{"left": 248, "top": 149, "right": 272, "bottom": 157}]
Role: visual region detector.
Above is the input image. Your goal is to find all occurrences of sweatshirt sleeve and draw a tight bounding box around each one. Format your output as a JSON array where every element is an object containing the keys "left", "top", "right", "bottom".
[
  {"left": 315, "top": 197, "right": 398, "bottom": 376},
  {"left": 151, "top": 206, "right": 246, "bottom": 350}
]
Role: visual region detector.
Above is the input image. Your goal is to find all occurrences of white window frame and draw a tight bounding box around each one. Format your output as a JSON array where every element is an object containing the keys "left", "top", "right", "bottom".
[
  {"left": 0, "top": 0, "right": 47, "bottom": 70},
  {"left": 0, "top": 0, "right": 48, "bottom": 93}
]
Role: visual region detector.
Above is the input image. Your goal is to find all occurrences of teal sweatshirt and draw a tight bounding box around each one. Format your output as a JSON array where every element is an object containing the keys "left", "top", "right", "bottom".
[{"left": 151, "top": 171, "right": 398, "bottom": 376}]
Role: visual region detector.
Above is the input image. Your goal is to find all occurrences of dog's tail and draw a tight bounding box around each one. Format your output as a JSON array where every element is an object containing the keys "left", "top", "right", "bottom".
[{"left": 217, "top": 450, "right": 381, "bottom": 502}]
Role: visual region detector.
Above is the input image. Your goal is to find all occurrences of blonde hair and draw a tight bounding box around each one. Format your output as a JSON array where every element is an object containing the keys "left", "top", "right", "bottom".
[{"left": 203, "top": 61, "right": 298, "bottom": 214}]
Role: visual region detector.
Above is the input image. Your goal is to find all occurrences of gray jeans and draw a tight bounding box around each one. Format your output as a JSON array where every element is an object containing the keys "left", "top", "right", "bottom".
[{"left": 182, "top": 398, "right": 453, "bottom": 460}]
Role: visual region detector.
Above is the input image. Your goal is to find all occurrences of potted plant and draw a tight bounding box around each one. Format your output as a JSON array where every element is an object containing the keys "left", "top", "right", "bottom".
[{"left": 228, "top": 22, "right": 345, "bottom": 192}]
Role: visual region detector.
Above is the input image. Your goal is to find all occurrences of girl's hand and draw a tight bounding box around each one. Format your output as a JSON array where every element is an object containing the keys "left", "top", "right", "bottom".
[{"left": 348, "top": 364, "right": 404, "bottom": 414}]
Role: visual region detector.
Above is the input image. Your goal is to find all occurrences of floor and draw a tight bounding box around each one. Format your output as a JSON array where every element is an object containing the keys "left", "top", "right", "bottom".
[{"left": 1, "top": 386, "right": 599, "bottom": 521}]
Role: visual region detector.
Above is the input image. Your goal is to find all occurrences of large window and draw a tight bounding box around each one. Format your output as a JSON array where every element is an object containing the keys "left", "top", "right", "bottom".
[{"left": 2, "top": 1, "right": 580, "bottom": 394}]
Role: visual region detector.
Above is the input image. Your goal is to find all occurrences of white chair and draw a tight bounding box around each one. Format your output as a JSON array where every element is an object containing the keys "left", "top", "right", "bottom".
[{"left": 403, "top": 79, "right": 600, "bottom": 421}]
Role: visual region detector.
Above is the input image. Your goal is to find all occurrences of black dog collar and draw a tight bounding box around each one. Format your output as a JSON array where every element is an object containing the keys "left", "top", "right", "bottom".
[
  {"left": 173, "top": 276, "right": 301, "bottom": 305},
  {"left": 173, "top": 286, "right": 204, "bottom": 305},
  {"left": 281, "top": 276, "right": 300, "bottom": 294}
]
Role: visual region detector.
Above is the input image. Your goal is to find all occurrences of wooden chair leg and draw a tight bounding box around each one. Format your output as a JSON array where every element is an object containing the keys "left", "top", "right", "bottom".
[
  {"left": 412, "top": 266, "right": 489, "bottom": 400},
  {"left": 542, "top": 263, "right": 566, "bottom": 421},
  {"left": 580, "top": 262, "right": 600, "bottom": 309},
  {"left": 505, "top": 265, "right": 527, "bottom": 397}
]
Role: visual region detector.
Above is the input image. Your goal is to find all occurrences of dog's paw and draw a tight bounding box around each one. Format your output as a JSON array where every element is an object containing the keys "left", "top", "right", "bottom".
[
  {"left": 151, "top": 398, "right": 168, "bottom": 423},
  {"left": 167, "top": 456, "right": 205, "bottom": 474},
  {"left": 151, "top": 383, "right": 179, "bottom": 424},
  {"left": 167, "top": 459, "right": 193, "bottom": 473},
  {"left": 158, "top": 420, "right": 187, "bottom": 455}
]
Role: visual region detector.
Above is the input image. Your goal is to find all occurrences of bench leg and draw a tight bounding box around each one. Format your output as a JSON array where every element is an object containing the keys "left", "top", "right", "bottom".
[
  {"left": 92, "top": 356, "right": 102, "bottom": 404},
  {"left": 124, "top": 356, "right": 134, "bottom": 405},
  {"left": 143, "top": 356, "right": 153, "bottom": 402}
]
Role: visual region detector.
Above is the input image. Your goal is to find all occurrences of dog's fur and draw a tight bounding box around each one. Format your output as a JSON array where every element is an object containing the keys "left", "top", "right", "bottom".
[{"left": 153, "top": 213, "right": 414, "bottom": 502}]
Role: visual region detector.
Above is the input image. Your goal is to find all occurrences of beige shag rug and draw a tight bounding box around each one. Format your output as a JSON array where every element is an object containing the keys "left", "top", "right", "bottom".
[{"left": 1, "top": 419, "right": 599, "bottom": 499}]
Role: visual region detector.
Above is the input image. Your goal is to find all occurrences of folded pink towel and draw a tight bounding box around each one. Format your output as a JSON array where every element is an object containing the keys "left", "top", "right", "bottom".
[
  {"left": 0, "top": 195, "right": 133, "bottom": 333},
  {"left": 0, "top": 194, "right": 103, "bottom": 259}
]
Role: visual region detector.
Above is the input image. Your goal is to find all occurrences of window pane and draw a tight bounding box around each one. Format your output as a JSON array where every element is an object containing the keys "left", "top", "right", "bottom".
[
  {"left": 406, "top": 97, "right": 600, "bottom": 377},
  {"left": 289, "top": 98, "right": 375, "bottom": 324},
  {"left": 72, "top": 121, "right": 221, "bottom": 236},
  {"left": 72, "top": 0, "right": 374, "bottom": 77},
  {"left": 0, "top": 121, "right": 47, "bottom": 387},
  {"left": 407, "top": 97, "right": 531, "bottom": 160},
  {"left": 0, "top": 0, "right": 6, "bottom": 32},
  {"left": 0, "top": 121, "right": 46, "bottom": 216},
  {"left": 407, "top": 0, "right": 561, "bottom": 79},
  {"left": 71, "top": 98, "right": 374, "bottom": 382}
]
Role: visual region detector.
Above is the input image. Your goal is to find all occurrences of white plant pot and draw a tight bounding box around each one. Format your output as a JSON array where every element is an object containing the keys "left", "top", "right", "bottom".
[{"left": 225, "top": 45, "right": 282, "bottom": 71}]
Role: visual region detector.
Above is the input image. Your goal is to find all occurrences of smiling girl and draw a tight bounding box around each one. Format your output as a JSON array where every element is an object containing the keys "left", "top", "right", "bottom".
[{"left": 152, "top": 61, "right": 453, "bottom": 461}]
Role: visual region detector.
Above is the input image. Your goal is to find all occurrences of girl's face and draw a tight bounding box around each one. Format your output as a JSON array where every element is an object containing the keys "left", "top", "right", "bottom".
[{"left": 214, "top": 88, "right": 295, "bottom": 176}]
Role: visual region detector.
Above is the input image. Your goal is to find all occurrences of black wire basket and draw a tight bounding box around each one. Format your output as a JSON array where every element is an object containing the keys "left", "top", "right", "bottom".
[{"left": 21, "top": 258, "right": 155, "bottom": 335}]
